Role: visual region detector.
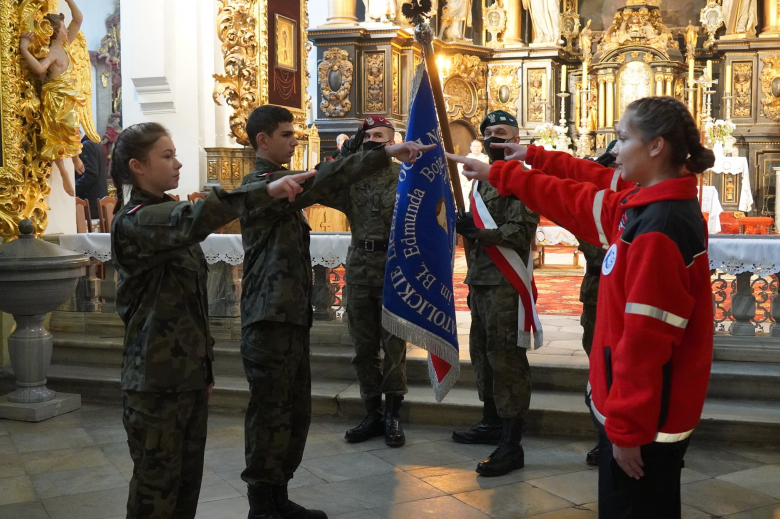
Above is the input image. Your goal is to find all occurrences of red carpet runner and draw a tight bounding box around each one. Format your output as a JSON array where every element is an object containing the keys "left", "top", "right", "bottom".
[{"left": 332, "top": 247, "right": 584, "bottom": 316}]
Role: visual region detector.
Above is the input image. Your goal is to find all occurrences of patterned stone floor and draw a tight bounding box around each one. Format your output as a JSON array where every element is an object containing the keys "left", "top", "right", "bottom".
[{"left": 1, "top": 406, "right": 780, "bottom": 519}]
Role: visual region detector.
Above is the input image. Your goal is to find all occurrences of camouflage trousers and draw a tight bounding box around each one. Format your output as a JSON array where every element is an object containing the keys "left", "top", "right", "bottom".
[
  {"left": 123, "top": 389, "right": 208, "bottom": 519},
  {"left": 346, "top": 283, "right": 408, "bottom": 400},
  {"left": 468, "top": 284, "right": 532, "bottom": 419},
  {"left": 240, "top": 321, "right": 312, "bottom": 487},
  {"left": 581, "top": 303, "right": 597, "bottom": 357}
]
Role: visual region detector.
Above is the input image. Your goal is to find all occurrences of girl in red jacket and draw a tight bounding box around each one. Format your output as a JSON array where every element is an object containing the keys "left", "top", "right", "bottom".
[{"left": 448, "top": 96, "right": 715, "bottom": 518}]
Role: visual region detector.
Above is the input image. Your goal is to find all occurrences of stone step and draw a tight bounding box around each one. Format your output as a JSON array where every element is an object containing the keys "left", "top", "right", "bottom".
[
  {"left": 12, "top": 364, "right": 780, "bottom": 445},
  {"left": 49, "top": 331, "right": 780, "bottom": 402}
]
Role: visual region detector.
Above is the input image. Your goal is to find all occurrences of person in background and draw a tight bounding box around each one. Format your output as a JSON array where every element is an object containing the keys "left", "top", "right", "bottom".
[
  {"left": 325, "top": 116, "right": 409, "bottom": 448},
  {"left": 76, "top": 131, "right": 108, "bottom": 219},
  {"left": 449, "top": 96, "right": 715, "bottom": 518}
]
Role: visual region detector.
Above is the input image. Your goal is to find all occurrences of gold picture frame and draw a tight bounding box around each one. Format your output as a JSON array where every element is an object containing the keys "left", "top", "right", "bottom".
[{"left": 275, "top": 14, "right": 297, "bottom": 72}]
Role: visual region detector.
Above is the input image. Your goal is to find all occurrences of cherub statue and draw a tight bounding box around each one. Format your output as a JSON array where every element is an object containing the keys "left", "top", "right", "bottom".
[{"left": 20, "top": 0, "right": 100, "bottom": 197}]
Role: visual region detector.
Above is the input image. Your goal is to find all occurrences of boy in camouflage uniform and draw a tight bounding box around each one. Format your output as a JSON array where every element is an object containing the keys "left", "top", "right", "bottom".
[
  {"left": 238, "top": 105, "right": 434, "bottom": 519},
  {"left": 323, "top": 116, "right": 408, "bottom": 447},
  {"left": 451, "top": 111, "right": 539, "bottom": 477}
]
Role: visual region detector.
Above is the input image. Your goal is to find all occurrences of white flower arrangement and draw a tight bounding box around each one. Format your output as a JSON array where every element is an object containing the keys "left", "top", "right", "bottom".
[{"left": 705, "top": 119, "right": 736, "bottom": 145}]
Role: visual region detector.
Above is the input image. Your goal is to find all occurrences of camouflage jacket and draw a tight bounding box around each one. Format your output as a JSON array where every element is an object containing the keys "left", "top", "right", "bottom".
[
  {"left": 465, "top": 180, "right": 539, "bottom": 286},
  {"left": 578, "top": 239, "right": 605, "bottom": 305},
  {"left": 239, "top": 149, "right": 390, "bottom": 328},
  {"left": 322, "top": 160, "right": 399, "bottom": 287},
  {"left": 112, "top": 184, "right": 277, "bottom": 392}
]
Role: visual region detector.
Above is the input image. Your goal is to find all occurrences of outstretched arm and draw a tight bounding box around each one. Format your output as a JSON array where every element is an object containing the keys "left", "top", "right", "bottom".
[
  {"left": 20, "top": 32, "right": 54, "bottom": 77},
  {"left": 64, "top": 0, "right": 84, "bottom": 44}
]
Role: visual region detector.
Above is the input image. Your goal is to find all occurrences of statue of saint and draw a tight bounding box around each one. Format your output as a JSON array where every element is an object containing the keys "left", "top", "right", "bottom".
[
  {"left": 362, "top": 0, "right": 396, "bottom": 23},
  {"left": 580, "top": 20, "right": 592, "bottom": 62},
  {"left": 522, "top": 0, "right": 561, "bottom": 45},
  {"left": 19, "top": 0, "right": 99, "bottom": 197},
  {"left": 439, "top": 0, "right": 472, "bottom": 42},
  {"left": 722, "top": 0, "right": 758, "bottom": 37},
  {"left": 685, "top": 21, "right": 698, "bottom": 58}
]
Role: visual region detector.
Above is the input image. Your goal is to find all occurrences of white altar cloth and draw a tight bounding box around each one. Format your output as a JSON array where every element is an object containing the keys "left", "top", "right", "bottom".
[
  {"left": 536, "top": 226, "right": 579, "bottom": 247},
  {"left": 711, "top": 155, "right": 753, "bottom": 212},
  {"left": 59, "top": 232, "right": 353, "bottom": 268},
  {"left": 698, "top": 186, "right": 723, "bottom": 234},
  {"left": 708, "top": 235, "right": 780, "bottom": 275}
]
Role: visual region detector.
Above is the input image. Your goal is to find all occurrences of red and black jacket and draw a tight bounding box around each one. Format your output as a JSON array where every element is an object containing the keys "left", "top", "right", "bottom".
[{"left": 490, "top": 146, "right": 713, "bottom": 448}]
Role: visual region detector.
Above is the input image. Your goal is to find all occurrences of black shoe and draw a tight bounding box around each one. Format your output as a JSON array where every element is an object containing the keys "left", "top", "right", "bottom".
[
  {"left": 476, "top": 418, "right": 525, "bottom": 477},
  {"left": 273, "top": 479, "right": 327, "bottom": 519},
  {"left": 452, "top": 399, "right": 502, "bottom": 445},
  {"left": 345, "top": 396, "right": 384, "bottom": 443},
  {"left": 384, "top": 394, "right": 406, "bottom": 447},
  {"left": 586, "top": 443, "right": 599, "bottom": 466},
  {"left": 247, "top": 484, "right": 282, "bottom": 519}
]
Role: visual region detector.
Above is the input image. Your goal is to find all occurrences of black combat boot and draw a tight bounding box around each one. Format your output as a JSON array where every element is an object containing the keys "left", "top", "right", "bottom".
[
  {"left": 247, "top": 484, "right": 282, "bottom": 519},
  {"left": 384, "top": 394, "right": 406, "bottom": 447},
  {"left": 273, "top": 477, "right": 327, "bottom": 519},
  {"left": 345, "top": 396, "right": 384, "bottom": 443},
  {"left": 452, "top": 398, "right": 502, "bottom": 445},
  {"left": 476, "top": 417, "right": 525, "bottom": 477},
  {"left": 586, "top": 443, "right": 600, "bottom": 466}
]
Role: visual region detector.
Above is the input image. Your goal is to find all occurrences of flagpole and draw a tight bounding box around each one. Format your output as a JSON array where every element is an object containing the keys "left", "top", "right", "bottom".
[{"left": 410, "top": 18, "right": 467, "bottom": 217}]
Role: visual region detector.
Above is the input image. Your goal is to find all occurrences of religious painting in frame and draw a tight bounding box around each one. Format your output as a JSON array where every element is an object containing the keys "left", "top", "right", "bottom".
[{"left": 275, "top": 14, "right": 297, "bottom": 72}]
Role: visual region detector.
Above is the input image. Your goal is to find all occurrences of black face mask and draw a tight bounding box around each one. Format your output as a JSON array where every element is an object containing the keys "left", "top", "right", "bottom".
[
  {"left": 483, "top": 137, "right": 509, "bottom": 163},
  {"left": 362, "top": 140, "right": 389, "bottom": 152}
]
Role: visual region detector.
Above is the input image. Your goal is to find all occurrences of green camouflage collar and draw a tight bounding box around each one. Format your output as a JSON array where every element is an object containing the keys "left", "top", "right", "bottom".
[
  {"left": 252, "top": 156, "right": 288, "bottom": 176},
  {"left": 128, "top": 187, "right": 177, "bottom": 205}
]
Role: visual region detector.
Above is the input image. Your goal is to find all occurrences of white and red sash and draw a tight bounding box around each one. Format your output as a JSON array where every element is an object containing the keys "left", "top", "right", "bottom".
[{"left": 471, "top": 181, "right": 543, "bottom": 350}]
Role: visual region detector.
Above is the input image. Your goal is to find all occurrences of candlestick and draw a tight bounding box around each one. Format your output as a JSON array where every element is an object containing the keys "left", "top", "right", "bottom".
[
  {"left": 561, "top": 65, "right": 567, "bottom": 91},
  {"left": 688, "top": 58, "right": 695, "bottom": 85}
]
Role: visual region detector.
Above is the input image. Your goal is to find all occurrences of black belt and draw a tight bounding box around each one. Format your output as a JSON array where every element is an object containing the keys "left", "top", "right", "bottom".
[{"left": 354, "top": 239, "right": 389, "bottom": 252}]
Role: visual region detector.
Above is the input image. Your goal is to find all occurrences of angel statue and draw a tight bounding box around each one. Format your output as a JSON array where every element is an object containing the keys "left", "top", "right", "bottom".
[
  {"left": 20, "top": 0, "right": 100, "bottom": 197},
  {"left": 363, "top": 0, "right": 396, "bottom": 23}
]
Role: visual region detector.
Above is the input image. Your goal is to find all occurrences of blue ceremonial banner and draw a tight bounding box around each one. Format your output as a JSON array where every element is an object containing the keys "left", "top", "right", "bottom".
[{"left": 382, "top": 65, "right": 460, "bottom": 402}]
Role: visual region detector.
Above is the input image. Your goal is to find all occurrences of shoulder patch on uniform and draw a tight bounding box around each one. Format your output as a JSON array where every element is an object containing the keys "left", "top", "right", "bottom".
[{"left": 127, "top": 204, "right": 143, "bottom": 214}]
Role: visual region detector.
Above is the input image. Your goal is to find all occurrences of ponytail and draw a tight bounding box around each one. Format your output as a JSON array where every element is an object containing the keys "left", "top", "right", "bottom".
[
  {"left": 624, "top": 96, "right": 716, "bottom": 174},
  {"left": 109, "top": 122, "right": 170, "bottom": 213}
]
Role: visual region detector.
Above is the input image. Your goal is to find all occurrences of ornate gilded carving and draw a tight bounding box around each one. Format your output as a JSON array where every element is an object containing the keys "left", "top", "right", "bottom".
[
  {"left": 483, "top": 2, "right": 507, "bottom": 48},
  {"left": 365, "top": 52, "right": 385, "bottom": 112},
  {"left": 560, "top": 4, "right": 581, "bottom": 52},
  {"left": 392, "top": 52, "right": 400, "bottom": 113},
  {"left": 488, "top": 64, "right": 520, "bottom": 115},
  {"left": 213, "top": 0, "right": 260, "bottom": 146},
  {"left": 442, "top": 54, "right": 487, "bottom": 128},
  {"left": 528, "top": 69, "right": 547, "bottom": 122},
  {"left": 699, "top": 0, "right": 725, "bottom": 50},
  {"left": 618, "top": 60, "right": 653, "bottom": 117},
  {"left": 675, "top": 78, "right": 684, "bottom": 101},
  {"left": 760, "top": 56, "right": 780, "bottom": 121},
  {"left": 598, "top": 5, "right": 676, "bottom": 58},
  {"left": 318, "top": 48, "right": 353, "bottom": 117},
  {"left": 734, "top": 62, "right": 753, "bottom": 118}
]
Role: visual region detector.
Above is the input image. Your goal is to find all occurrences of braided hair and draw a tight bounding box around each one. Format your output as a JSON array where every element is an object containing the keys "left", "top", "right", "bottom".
[
  {"left": 109, "top": 123, "right": 170, "bottom": 213},
  {"left": 624, "top": 96, "right": 715, "bottom": 174}
]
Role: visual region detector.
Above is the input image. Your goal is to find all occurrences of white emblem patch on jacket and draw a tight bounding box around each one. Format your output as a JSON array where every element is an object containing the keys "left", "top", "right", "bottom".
[{"left": 602, "top": 243, "right": 618, "bottom": 275}]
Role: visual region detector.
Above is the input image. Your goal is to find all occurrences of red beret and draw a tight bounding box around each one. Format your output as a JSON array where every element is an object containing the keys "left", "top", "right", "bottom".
[{"left": 362, "top": 116, "right": 394, "bottom": 131}]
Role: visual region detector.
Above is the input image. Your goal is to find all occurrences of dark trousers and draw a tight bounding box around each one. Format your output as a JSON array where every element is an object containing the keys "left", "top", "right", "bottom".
[
  {"left": 593, "top": 412, "right": 689, "bottom": 519},
  {"left": 346, "top": 283, "right": 407, "bottom": 400},
  {"left": 123, "top": 389, "right": 208, "bottom": 519},
  {"left": 241, "top": 321, "right": 312, "bottom": 487}
]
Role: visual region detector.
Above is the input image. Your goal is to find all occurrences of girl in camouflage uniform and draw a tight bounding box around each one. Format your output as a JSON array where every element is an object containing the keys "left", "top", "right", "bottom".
[{"left": 109, "top": 122, "right": 313, "bottom": 519}]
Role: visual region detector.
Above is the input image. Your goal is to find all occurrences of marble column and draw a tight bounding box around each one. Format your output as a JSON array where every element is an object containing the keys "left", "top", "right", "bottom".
[
  {"left": 760, "top": 0, "right": 780, "bottom": 37},
  {"left": 323, "top": 0, "right": 358, "bottom": 26},
  {"left": 504, "top": 1, "right": 523, "bottom": 46},
  {"left": 730, "top": 271, "right": 757, "bottom": 336},
  {"left": 606, "top": 77, "right": 615, "bottom": 128},
  {"left": 597, "top": 78, "right": 605, "bottom": 128}
]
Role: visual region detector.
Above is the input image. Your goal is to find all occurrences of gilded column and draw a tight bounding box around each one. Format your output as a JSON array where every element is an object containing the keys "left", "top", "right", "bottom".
[
  {"left": 665, "top": 74, "right": 673, "bottom": 96},
  {"left": 760, "top": 0, "right": 780, "bottom": 37},
  {"left": 504, "top": 1, "right": 523, "bottom": 45},
  {"left": 606, "top": 76, "right": 615, "bottom": 128},
  {"left": 656, "top": 74, "right": 664, "bottom": 96},
  {"left": 323, "top": 0, "right": 358, "bottom": 26},
  {"left": 598, "top": 77, "right": 605, "bottom": 128}
]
